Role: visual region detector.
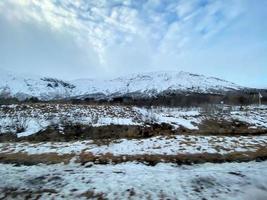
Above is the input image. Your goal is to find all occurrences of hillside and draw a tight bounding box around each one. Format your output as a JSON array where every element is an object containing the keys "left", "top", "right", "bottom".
[
  {"left": 73, "top": 71, "right": 242, "bottom": 97},
  {"left": 0, "top": 69, "right": 75, "bottom": 100},
  {"left": 0, "top": 69, "right": 244, "bottom": 101}
]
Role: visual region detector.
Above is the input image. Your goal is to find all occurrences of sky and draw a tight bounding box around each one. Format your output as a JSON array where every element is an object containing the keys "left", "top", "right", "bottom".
[{"left": 0, "top": 0, "right": 266, "bottom": 87}]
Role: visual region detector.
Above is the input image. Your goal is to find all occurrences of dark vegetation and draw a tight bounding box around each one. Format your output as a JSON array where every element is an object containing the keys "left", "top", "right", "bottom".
[
  {"left": 0, "top": 89, "right": 266, "bottom": 106},
  {"left": 41, "top": 78, "right": 75, "bottom": 89},
  {"left": 0, "top": 123, "right": 174, "bottom": 142},
  {"left": 0, "top": 97, "right": 19, "bottom": 105},
  {"left": 71, "top": 89, "right": 267, "bottom": 106},
  {"left": 1, "top": 119, "right": 266, "bottom": 143}
]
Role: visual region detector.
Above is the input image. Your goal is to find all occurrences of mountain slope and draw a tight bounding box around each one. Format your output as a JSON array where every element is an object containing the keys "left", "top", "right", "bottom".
[
  {"left": 0, "top": 69, "right": 76, "bottom": 100},
  {"left": 72, "top": 71, "right": 242, "bottom": 97},
  {"left": 0, "top": 69, "right": 243, "bottom": 100}
]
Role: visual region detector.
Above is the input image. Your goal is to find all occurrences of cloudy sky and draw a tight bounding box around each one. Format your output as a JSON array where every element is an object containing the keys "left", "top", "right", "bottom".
[{"left": 0, "top": 0, "right": 266, "bottom": 87}]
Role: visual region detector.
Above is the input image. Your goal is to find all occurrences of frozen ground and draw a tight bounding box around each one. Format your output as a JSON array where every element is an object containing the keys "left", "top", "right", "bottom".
[
  {"left": 1, "top": 104, "right": 267, "bottom": 137},
  {"left": 0, "top": 161, "right": 267, "bottom": 200}
]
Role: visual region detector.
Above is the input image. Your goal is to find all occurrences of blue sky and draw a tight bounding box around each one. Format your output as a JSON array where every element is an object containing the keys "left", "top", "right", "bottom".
[{"left": 0, "top": 0, "right": 266, "bottom": 87}]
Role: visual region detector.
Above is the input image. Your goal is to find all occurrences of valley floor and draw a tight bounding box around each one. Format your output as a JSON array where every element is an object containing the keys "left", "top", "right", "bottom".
[
  {"left": 1, "top": 103, "right": 267, "bottom": 138},
  {"left": 0, "top": 103, "right": 267, "bottom": 199}
]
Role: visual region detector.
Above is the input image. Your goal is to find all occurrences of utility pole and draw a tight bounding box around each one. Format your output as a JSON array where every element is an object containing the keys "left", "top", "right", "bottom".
[{"left": 259, "top": 92, "right": 263, "bottom": 106}]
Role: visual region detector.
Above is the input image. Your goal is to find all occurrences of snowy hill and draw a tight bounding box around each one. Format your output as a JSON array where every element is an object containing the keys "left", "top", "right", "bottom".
[
  {"left": 0, "top": 69, "right": 243, "bottom": 100},
  {"left": 0, "top": 69, "right": 76, "bottom": 100},
  {"left": 72, "top": 71, "right": 242, "bottom": 98}
]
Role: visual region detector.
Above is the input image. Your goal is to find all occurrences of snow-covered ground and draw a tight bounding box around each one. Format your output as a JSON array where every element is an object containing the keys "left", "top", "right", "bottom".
[
  {"left": 0, "top": 104, "right": 266, "bottom": 200},
  {"left": 1, "top": 135, "right": 266, "bottom": 156},
  {"left": 0, "top": 161, "right": 266, "bottom": 200},
  {"left": 1, "top": 104, "right": 267, "bottom": 137},
  {"left": 0, "top": 104, "right": 143, "bottom": 137},
  {"left": 231, "top": 106, "right": 267, "bottom": 129}
]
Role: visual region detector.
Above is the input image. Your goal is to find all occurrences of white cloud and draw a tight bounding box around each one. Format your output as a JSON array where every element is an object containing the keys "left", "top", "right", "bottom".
[
  {"left": 0, "top": 0, "right": 266, "bottom": 87},
  {"left": 0, "top": 0, "right": 244, "bottom": 65}
]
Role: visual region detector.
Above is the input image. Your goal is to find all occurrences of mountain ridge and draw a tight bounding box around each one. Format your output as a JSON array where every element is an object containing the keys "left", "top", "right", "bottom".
[{"left": 0, "top": 69, "right": 246, "bottom": 101}]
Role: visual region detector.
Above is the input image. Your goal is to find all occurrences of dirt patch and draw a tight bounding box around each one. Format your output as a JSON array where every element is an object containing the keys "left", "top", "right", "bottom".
[
  {"left": 193, "top": 119, "right": 267, "bottom": 136},
  {"left": 0, "top": 133, "right": 17, "bottom": 142}
]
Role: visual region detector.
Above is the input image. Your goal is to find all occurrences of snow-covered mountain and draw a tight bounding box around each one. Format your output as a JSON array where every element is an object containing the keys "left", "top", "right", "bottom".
[
  {"left": 72, "top": 71, "right": 242, "bottom": 98},
  {"left": 0, "top": 69, "right": 243, "bottom": 100},
  {"left": 0, "top": 69, "right": 76, "bottom": 100}
]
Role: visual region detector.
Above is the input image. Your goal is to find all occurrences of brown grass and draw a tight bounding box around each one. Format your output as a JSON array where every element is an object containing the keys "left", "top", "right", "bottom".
[
  {"left": 79, "top": 190, "right": 107, "bottom": 200},
  {"left": 0, "top": 153, "right": 74, "bottom": 165},
  {"left": 0, "top": 187, "right": 57, "bottom": 200},
  {"left": 77, "top": 148, "right": 267, "bottom": 166},
  {"left": 194, "top": 119, "right": 267, "bottom": 136},
  {"left": 1, "top": 148, "right": 267, "bottom": 166}
]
